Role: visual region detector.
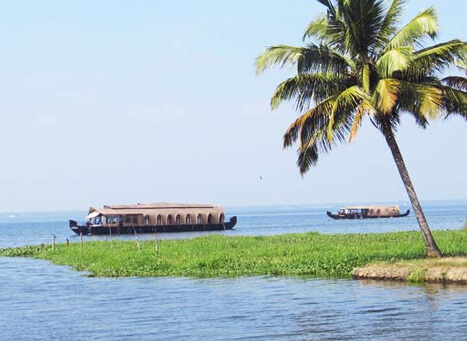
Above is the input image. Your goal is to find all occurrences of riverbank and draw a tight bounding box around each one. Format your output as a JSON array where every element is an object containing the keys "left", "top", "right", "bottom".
[
  {"left": 1, "top": 230, "right": 467, "bottom": 279},
  {"left": 354, "top": 257, "right": 467, "bottom": 284}
]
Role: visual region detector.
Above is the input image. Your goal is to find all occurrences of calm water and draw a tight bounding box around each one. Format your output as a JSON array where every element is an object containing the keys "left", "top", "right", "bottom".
[{"left": 1, "top": 201, "right": 466, "bottom": 340}]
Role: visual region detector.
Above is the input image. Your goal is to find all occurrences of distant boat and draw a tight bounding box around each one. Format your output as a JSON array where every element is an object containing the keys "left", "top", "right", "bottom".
[
  {"left": 69, "top": 202, "right": 237, "bottom": 235},
  {"left": 327, "top": 205, "right": 410, "bottom": 220}
]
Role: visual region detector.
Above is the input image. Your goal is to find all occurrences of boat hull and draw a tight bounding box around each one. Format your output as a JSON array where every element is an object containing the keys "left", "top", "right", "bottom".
[
  {"left": 326, "top": 210, "right": 410, "bottom": 220},
  {"left": 69, "top": 216, "right": 237, "bottom": 236}
]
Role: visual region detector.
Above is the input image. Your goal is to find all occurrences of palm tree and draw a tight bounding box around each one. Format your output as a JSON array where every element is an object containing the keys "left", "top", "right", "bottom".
[{"left": 256, "top": 0, "right": 467, "bottom": 258}]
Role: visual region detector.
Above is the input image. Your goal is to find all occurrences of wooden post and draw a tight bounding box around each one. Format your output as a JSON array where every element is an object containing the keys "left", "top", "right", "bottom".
[
  {"left": 66, "top": 238, "right": 69, "bottom": 251},
  {"left": 80, "top": 232, "right": 83, "bottom": 251},
  {"left": 154, "top": 231, "right": 158, "bottom": 254},
  {"left": 52, "top": 234, "right": 56, "bottom": 251},
  {"left": 133, "top": 227, "right": 141, "bottom": 252},
  {"left": 108, "top": 222, "right": 113, "bottom": 248}
]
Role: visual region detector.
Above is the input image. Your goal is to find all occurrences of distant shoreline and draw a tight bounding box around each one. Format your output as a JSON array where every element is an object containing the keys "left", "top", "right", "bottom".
[{"left": 1, "top": 198, "right": 466, "bottom": 216}]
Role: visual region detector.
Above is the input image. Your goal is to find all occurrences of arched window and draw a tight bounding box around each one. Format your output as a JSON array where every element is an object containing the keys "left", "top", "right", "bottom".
[
  {"left": 197, "top": 214, "right": 202, "bottom": 224},
  {"left": 175, "top": 214, "right": 181, "bottom": 225},
  {"left": 186, "top": 214, "right": 191, "bottom": 224},
  {"left": 207, "top": 214, "right": 213, "bottom": 224},
  {"left": 156, "top": 215, "right": 162, "bottom": 226},
  {"left": 145, "top": 216, "right": 150, "bottom": 226},
  {"left": 167, "top": 215, "right": 173, "bottom": 225},
  {"left": 219, "top": 214, "right": 224, "bottom": 224}
]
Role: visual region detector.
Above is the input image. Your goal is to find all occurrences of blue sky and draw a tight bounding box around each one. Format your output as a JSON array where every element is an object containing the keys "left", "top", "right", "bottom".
[{"left": 0, "top": 0, "right": 466, "bottom": 212}]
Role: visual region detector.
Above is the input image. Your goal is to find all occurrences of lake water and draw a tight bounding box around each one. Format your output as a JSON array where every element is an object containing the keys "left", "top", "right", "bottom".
[{"left": 1, "top": 201, "right": 466, "bottom": 340}]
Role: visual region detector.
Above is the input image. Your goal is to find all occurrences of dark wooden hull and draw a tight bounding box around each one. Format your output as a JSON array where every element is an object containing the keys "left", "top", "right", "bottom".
[
  {"left": 326, "top": 210, "right": 410, "bottom": 220},
  {"left": 69, "top": 216, "right": 237, "bottom": 236}
]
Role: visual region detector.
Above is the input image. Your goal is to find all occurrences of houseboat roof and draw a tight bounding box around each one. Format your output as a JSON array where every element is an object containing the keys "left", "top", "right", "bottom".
[
  {"left": 86, "top": 202, "right": 224, "bottom": 219},
  {"left": 341, "top": 205, "right": 400, "bottom": 210},
  {"left": 103, "top": 203, "right": 217, "bottom": 210}
]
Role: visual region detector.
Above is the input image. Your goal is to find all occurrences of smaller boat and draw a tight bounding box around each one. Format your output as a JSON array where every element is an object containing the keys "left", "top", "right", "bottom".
[{"left": 327, "top": 205, "right": 410, "bottom": 220}]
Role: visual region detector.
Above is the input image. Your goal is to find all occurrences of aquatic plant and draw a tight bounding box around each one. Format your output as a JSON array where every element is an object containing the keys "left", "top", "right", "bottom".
[
  {"left": 2, "top": 231, "right": 467, "bottom": 278},
  {"left": 255, "top": 0, "right": 467, "bottom": 258}
]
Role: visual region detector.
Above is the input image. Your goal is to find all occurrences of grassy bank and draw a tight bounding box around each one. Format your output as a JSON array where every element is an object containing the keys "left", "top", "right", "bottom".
[
  {"left": 354, "top": 257, "right": 467, "bottom": 283},
  {"left": 2, "top": 231, "right": 467, "bottom": 278}
]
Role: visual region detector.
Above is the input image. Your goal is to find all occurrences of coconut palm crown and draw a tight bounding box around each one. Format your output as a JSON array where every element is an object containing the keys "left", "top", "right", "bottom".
[{"left": 256, "top": 0, "right": 467, "bottom": 257}]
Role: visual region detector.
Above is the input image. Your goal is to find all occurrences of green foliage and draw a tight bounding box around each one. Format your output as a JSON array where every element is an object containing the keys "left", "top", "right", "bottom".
[
  {"left": 2, "top": 230, "right": 467, "bottom": 278},
  {"left": 406, "top": 267, "right": 428, "bottom": 283},
  {"left": 256, "top": 0, "right": 467, "bottom": 175}
]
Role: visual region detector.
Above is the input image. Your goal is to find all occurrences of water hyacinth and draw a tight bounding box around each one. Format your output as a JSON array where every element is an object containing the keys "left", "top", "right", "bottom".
[{"left": 2, "top": 231, "right": 467, "bottom": 278}]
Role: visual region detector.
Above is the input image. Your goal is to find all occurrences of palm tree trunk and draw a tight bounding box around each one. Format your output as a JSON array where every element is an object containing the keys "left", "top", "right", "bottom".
[{"left": 381, "top": 118, "right": 442, "bottom": 258}]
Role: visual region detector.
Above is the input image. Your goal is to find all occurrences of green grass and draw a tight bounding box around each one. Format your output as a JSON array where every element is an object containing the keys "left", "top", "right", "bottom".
[{"left": 2, "top": 230, "right": 467, "bottom": 278}]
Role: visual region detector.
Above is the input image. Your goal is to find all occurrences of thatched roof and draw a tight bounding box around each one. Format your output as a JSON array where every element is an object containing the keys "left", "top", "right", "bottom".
[
  {"left": 88, "top": 202, "right": 224, "bottom": 217},
  {"left": 341, "top": 205, "right": 399, "bottom": 210},
  {"left": 103, "top": 203, "right": 216, "bottom": 209}
]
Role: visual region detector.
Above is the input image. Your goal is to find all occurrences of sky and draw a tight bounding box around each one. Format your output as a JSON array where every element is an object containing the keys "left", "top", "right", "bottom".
[{"left": 0, "top": 0, "right": 466, "bottom": 212}]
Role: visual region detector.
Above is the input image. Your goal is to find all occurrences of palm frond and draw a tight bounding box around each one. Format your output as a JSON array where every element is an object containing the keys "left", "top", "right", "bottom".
[
  {"left": 405, "top": 40, "right": 467, "bottom": 79},
  {"left": 255, "top": 44, "right": 353, "bottom": 75},
  {"left": 296, "top": 100, "right": 357, "bottom": 174},
  {"left": 384, "top": 7, "right": 438, "bottom": 52},
  {"left": 349, "top": 99, "right": 374, "bottom": 142},
  {"left": 376, "top": 0, "right": 407, "bottom": 47},
  {"left": 376, "top": 46, "right": 413, "bottom": 78},
  {"left": 315, "top": 0, "right": 337, "bottom": 14},
  {"left": 456, "top": 60, "right": 467, "bottom": 73},
  {"left": 302, "top": 15, "right": 330, "bottom": 42},
  {"left": 270, "top": 73, "right": 353, "bottom": 111},
  {"left": 420, "top": 86, "right": 443, "bottom": 119},
  {"left": 374, "top": 78, "right": 402, "bottom": 114},
  {"left": 297, "top": 44, "right": 355, "bottom": 73},
  {"left": 282, "top": 97, "right": 336, "bottom": 149},
  {"left": 327, "top": 85, "right": 368, "bottom": 141},
  {"left": 440, "top": 86, "right": 467, "bottom": 119},
  {"left": 255, "top": 45, "right": 306, "bottom": 74},
  {"left": 338, "top": 0, "right": 387, "bottom": 56},
  {"left": 296, "top": 142, "right": 320, "bottom": 175},
  {"left": 396, "top": 81, "right": 443, "bottom": 125},
  {"left": 442, "top": 76, "right": 467, "bottom": 91}
]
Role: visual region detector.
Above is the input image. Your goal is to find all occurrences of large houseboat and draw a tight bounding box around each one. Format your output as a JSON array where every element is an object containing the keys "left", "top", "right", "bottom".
[
  {"left": 326, "top": 205, "right": 410, "bottom": 220},
  {"left": 69, "top": 202, "right": 237, "bottom": 235}
]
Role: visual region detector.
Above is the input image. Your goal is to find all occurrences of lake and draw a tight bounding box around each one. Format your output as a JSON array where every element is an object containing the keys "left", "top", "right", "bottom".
[{"left": 1, "top": 201, "right": 466, "bottom": 340}]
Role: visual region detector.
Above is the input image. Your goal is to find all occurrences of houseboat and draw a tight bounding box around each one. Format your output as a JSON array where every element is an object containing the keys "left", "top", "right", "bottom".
[
  {"left": 69, "top": 202, "right": 237, "bottom": 235},
  {"left": 326, "top": 205, "right": 410, "bottom": 220}
]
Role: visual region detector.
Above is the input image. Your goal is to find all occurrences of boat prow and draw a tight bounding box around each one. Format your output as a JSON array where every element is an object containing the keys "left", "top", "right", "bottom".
[
  {"left": 326, "top": 211, "right": 340, "bottom": 220},
  {"left": 224, "top": 216, "right": 237, "bottom": 229},
  {"left": 399, "top": 209, "right": 410, "bottom": 217}
]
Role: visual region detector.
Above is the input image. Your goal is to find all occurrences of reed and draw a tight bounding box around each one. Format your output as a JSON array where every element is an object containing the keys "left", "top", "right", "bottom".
[{"left": 2, "top": 231, "right": 467, "bottom": 278}]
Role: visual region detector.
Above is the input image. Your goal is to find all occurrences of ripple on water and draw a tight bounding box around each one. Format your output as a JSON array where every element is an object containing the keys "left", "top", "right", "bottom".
[{"left": 1, "top": 203, "right": 467, "bottom": 340}]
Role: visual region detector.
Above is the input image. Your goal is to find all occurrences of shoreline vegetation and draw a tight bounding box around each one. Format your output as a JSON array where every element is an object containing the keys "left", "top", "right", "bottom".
[{"left": 2, "top": 230, "right": 467, "bottom": 283}]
